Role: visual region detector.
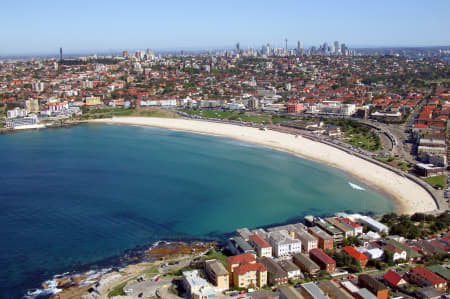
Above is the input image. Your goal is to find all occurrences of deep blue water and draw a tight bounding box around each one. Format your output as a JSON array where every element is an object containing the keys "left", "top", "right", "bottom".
[{"left": 0, "top": 124, "right": 395, "bottom": 298}]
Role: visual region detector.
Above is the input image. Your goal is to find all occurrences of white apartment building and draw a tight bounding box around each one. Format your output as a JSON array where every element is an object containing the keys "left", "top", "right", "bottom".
[
  {"left": 268, "top": 230, "right": 302, "bottom": 257},
  {"left": 7, "top": 107, "right": 27, "bottom": 119}
]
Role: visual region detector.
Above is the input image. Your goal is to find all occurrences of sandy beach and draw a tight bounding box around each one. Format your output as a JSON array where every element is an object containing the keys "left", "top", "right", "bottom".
[{"left": 90, "top": 116, "right": 438, "bottom": 214}]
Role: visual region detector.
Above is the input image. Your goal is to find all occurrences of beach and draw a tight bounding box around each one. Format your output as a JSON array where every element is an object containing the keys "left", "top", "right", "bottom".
[{"left": 90, "top": 116, "right": 438, "bottom": 214}]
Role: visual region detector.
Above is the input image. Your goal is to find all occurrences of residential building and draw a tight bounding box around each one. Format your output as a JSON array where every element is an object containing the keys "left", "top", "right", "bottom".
[
  {"left": 249, "top": 234, "right": 273, "bottom": 257},
  {"left": 300, "top": 282, "right": 330, "bottom": 299},
  {"left": 408, "top": 267, "right": 447, "bottom": 290},
  {"left": 309, "top": 249, "right": 336, "bottom": 273},
  {"left": 308, "top": 227, "right": 334, "bottom": 251},
  {"left": 84, "top": 96, "right": 102, "bottom": 106},
  {"left": 355, "top": 288, "right": 378, "bottom": 299},
  {"left": 317, "top": 280, "right": 353, "bottom": 299},
  {"left": 325, "top": 218, "right": 354, "bottom": 238},
  {"left": 383, "top": 270, "right": 407, "bottom": 288},
  {"left": 293, "top": 253, "right": 320, "bottom": 277},
  {"left": 279, "top": 286, "right": 305, "bottom": 299},
  {"left": 182, "top": 270, "right": 217, "bottom": 299},
  {"left": 227, "top": 237, "right": 256, "bottom": 255},
  {"left": 232, "top": 262, "right": 268, "bottom": 289},
  {"left": 369, "top": 240, "right": 407, "bottom": 261},
  {"left": 267, "top": 230, "right": 302, "bottom": 257},
  {"left": 426, "top": 264, "right": 450, "bottom": 282},
  {"left": 294, "top": 229, "right": 318, "bottom": 253},
  {"left": 204, "top": 259, "right": 229, "bottom": 290},
  {"left": 342, "top": 246, "right": 369, "bottom": 268},
  {"left": 314, "top": 218, "right": 344, "bottom": 243},
  {"left": 358, "top": 275, "right": 389, "bottom": 299},
  {"left": 259, "top": 257, "right": 289, "bottom": 286},
  {"left": 278, "top": 260, "right": 303, "bottom": 280}
]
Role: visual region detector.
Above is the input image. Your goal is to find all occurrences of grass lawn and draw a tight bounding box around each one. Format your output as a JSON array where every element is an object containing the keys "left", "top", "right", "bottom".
[
  {"left": 181, "top": 109, "right": 272, "bottom": 123},
  {"left": 200, "top": 250, "right": 228, "bottom": 266},
  {"left": 79, "top": 108, "right": 178, "bottom": 120},
  {"left": 374, "top": 156, "right": 412, "bottom": 171},
  {"left": 107, "top": 281, "right": 127, "bottom": 297},
  {"left": 344, "top": 127, "right": 380, "bottom": 151},
  {"left": 424, "top": 175, "right": 446, "bottom": 189}
]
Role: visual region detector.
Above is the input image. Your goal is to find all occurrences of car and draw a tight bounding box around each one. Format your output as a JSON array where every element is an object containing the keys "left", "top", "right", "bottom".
[
  {"left": 348, "top": 275, "right": 355, "bottom": 279},
  {"left": 124, "top": 288, "right": 133, "bottom": 294},
  {"left": 239, "top": 291, "right": 246, "bottom": 294}
]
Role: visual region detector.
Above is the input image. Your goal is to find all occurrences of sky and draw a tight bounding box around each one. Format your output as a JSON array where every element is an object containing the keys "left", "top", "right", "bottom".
[{"left": 1, "top": 0, "right": 449, "bottom": 55}]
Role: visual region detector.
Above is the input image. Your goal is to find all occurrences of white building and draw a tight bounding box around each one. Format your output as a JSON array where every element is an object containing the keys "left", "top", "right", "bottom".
[
  {"left": 267, "top": 230, "right": 302, "bottom": 257},
  {"left": 7, "top": 107, "right": 27, "bottom": 118},
  {"left": 182, "top": 270, "right": 217, "bottom": 299}
]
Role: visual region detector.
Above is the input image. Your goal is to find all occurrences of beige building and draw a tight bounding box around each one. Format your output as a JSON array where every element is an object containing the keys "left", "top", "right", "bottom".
[
  {"left": 25, "top": 98, "right": 40, "bottom": 113},
  {"left": 85, "top": 96, "right": 102, "bottom": 106},
  {"left": 232, "top": 262, "right": 267, "bottom": 289},
  {"left": 226, "top": 254, "right": 267, "bottom": 289},
  {"left": 204, "top": 259, "right": 229, "bottom": 290}
]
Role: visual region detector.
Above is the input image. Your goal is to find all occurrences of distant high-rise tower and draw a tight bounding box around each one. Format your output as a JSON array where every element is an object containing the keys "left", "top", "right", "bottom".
[
  {"left": 334, "top": 41, "right": 339, "bottom": 53},
  {"left": 285, "top": 38, "right": 288, "bottom": 51},
  {"left": 59, "top": 48, "right": 63, "bottom": 62},
  {"left": 297, "top": 41, "right": 302, "bottom": 50},
  {"left": 236, "top": 42, "right": 240, "bottom": 53}
]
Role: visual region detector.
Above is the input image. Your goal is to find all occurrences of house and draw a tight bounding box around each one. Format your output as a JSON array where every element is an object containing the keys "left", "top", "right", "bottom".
[
  {"left": 267, "top": 230, "right": 302, "bottom": 257},
  {"left": 227, "top": 253, "right": 256, "bottom": 274},
  {"left": 309, "top": 249, "right": 336, "bottom": 273},
  {"left": 300, "top": 282, "right": 330, "bottom": 299},
  {"left": 278, "top": 260, "right": 303, "bottom": 280},
  {"left": 369, "top": 240, "right": 407, "bottom": 261},
  {"left": 342, "top": 246, "right": 369, "bottom": 268},
  {"left": 415, "top": 286, "right": 446, "bottom": 299},
  {"left": 259, "top": 257, "right": 289, "bottom": 286},
  {"left": 383, "top": 270, "right": 407, "bottom": 288},
  {"left": 308, "top": 227, "right": 334, "bottom": 251},
  {"left": 426, "top": 264, "right": 450, "bottom": 282},
  {"left": 183, "top": 270, "right": 217, "bottom": 299},
  {"left": 317, "top": 280, "right": 353, "bottom": 299},
  {"left": 355, "top": 288, "right": 378, "bottom": 299},
  {"left": 279, "top": 286, "right": 304, "bottom": 299},
  {"left": 204, "top": 259, "right": 229, "bottom": 290},
  {"left": 249, "top": 234, "right": 273, "bottom": 257},
  {"left": 293, "top": 253, "right": 320, "bottom": 277},
  {"left": 387, "top": 239, "right": 423, "bottom": 262},
  {"left": 358, "top": 275, "right": 389, "bottom": 299},
  {"left": 408, "top": 267, "right": 447, "bottom": 290}
]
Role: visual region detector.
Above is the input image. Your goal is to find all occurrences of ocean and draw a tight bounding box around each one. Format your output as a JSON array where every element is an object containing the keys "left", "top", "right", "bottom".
[{"left": 0, "top": 124, "right": 395, "bottom": 298}]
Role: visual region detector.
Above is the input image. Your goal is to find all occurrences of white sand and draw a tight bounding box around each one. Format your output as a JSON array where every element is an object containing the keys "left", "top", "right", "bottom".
[{"left": 90, "top": 117, "right": 438, "bottom": 214}]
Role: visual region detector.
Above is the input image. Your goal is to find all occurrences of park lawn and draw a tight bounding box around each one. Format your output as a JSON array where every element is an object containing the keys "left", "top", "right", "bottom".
[
  {"left": 181, "top": 109, "right": 271, "bottom": 124},
  {"left": 424, "top": 175, "right": 446, "bottom": 189},
  {"left": 80, "top": 108, "right": 178, "bottom": 119},
  {"left": 344, "top": 127, "right": 380, "bottom": 151},
  {"left": 374, "top": 156, "right": 412, "bottom": 171},
  {"left": 200, "top": 250, "right": 228, "bottom": 266}
]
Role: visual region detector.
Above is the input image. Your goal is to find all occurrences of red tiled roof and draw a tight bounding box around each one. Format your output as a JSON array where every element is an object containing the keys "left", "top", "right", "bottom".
[
  {"left": 249, "top": 234, "right": 271, "bottom": 249},
  {"left": 234, "top": 262, "right": 267, "bottom": 275},
  {"left": 310, "top": 248, "right": 336, "bottom": 265},
  {"left": 342, "top": 246, "right": 368, "bottom": 261},
  {"left": 411, "top": 267, "right": 446, "bottom": 285},
  {"left": 384, "top": 270, "right": 404, "bottom": 286},
  {"left": 227, "top": 253, "right": 256, "bottom": 265}
]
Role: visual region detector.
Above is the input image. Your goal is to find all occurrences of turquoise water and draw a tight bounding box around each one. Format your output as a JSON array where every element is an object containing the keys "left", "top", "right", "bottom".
[{"left": 0, "top": 124, "right": 395, "bottom": 298}]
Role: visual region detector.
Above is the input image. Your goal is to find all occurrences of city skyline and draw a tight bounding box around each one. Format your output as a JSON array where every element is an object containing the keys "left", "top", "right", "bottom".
[{"left": 1, "top": 0, "right": 450, "bottom": 55}]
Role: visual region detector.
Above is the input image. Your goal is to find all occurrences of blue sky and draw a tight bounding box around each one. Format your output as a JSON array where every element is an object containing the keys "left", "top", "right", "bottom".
[{"left": 1, "top": 0, "right": 449, "bottom": 55}]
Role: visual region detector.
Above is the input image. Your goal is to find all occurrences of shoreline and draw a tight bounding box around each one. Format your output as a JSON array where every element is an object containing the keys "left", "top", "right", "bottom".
[{"left": 90, "top": 116, "right": 438, "bottom": 215}]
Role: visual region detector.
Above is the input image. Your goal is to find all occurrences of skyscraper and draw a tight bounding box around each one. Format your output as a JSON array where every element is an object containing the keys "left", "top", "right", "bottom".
[
  {"left": 59, "top": 48, "right": 63, "bottom": 62},
  {"left": 334, "top": 41, "right": 339, "bottom": 54},
  {"left": 236, "top": 42, "right": 240, "bottom": 53},
  {"left": 297, "top": 40, "right": 302, "bottom": 54}
]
